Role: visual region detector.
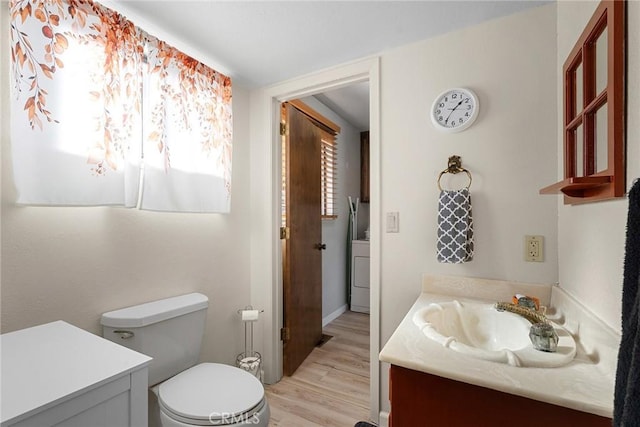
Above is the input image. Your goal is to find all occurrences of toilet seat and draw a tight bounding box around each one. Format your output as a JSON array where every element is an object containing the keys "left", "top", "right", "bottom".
[{"left": 158, "top": 363, "right": 266, "bottom": 426}]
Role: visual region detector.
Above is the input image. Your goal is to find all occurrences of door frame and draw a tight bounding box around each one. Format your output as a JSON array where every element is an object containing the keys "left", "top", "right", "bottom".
[{"left": 249, "top": 57, "right": 381, "bottom": 422}]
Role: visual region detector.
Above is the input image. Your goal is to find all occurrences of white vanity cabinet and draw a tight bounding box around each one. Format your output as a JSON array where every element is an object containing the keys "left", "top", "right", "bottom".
[
  {"left": 350, "top": 240, "right": 370, "bottom": 313},
  {"left": 1, "top": 320, "right": 152, "bottom": 427}
]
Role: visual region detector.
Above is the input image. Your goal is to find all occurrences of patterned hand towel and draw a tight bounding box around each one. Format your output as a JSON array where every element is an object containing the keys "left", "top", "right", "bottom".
[{"left": 437, "top": 188, "right": 474, "bottom": 263}]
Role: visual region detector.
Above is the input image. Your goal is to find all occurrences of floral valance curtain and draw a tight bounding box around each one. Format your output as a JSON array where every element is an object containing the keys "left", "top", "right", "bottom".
[
  {"left": 10, "top": 0, "right": 233, "bottom": 212},
  {"left": 141, "top": 33, "right": 232, "bottom": 212}
]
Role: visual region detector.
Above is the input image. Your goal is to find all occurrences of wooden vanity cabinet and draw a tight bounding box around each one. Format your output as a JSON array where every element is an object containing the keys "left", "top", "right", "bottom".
[{"left": 389, "top": 365, "right": 611, "bottom": 427}]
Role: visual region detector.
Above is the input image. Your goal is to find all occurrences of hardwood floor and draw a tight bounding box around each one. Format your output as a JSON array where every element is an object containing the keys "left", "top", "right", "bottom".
[{"left": 265, "top": 310, "right": 371, "bottom": 427}]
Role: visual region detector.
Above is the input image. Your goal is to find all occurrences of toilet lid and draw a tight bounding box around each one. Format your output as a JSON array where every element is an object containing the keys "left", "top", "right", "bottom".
[{"left": 159, "top": 363, "right": 265, "bottom": 424}]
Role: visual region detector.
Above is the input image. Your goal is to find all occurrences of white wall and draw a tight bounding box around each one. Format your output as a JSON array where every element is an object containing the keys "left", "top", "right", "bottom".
[
  {"left": 380, "top": 3, "right": 558, "bottom": 340},
  {"left": 299, "top": 96, "right": 363, "bottom": 319},
  {"left": 0, "top": 3, "right": 253, "bottom": 366},
  {"left": 378, "top": 3, "right": 558, "bottom": 412},
  {"left": 556, "top": 1, "right": 640, "bottom": 333}
]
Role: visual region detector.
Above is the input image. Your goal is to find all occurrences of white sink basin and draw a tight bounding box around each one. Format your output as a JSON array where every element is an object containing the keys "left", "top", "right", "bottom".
[{"left": 412, "top": 300, "right": 576, "bottom": 367}]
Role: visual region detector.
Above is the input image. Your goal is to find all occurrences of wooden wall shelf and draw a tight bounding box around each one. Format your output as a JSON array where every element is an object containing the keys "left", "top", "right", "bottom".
[
  {"left": 539, "top": 176, "right": 612, "bottom": 198},
  {"left": 541, "top": 1, "right": 625, "bottom": 205}
]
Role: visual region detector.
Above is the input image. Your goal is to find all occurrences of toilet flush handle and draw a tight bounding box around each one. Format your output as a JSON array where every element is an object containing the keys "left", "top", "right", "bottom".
[{"left": 113, "top": 330, "right": 135, "bottom": 339}]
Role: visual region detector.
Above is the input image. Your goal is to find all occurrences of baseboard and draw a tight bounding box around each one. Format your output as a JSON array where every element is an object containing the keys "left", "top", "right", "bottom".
[
  {"left": 378, "top": 411, "right": 390, "bottom": 427},
  {"left": 322, "top": 304, "right": 348, "bottom": 326}
]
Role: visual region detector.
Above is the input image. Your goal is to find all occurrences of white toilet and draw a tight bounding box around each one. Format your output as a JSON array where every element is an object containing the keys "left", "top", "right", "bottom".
[{"left": 101, "top": 293, "right": 270, "bottom": 427}]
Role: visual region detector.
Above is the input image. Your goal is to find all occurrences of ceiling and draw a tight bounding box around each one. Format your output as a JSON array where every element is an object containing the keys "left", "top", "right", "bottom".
[
  {"left": 112, "top": 1, "right": 551, "bottom": 130},
  {"left": 314, "top": 82, "right": 370, "bottom": 131}
]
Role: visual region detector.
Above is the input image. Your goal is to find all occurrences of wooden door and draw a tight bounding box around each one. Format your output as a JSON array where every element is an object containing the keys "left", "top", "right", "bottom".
[{"left": 282, "top": 103, "right": 323, "bottom": 376}]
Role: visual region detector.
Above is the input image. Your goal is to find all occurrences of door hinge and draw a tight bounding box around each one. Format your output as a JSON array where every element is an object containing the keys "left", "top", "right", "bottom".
[
  {"left": 280, "top": 327, "right": 290, "bottom": 342},
  {"left": 280, "top": 122, "right": 287, "bottom": 136},
  {"left": 280, "top": 226, "right": 290, "bottom": 240}
]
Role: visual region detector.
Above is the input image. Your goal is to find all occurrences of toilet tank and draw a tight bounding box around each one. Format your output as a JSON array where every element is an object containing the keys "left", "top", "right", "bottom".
[{"left": 101, "top": 293, "right": 208, "bottom": 386}]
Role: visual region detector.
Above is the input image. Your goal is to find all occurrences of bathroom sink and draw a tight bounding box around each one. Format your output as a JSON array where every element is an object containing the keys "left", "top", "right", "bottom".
[{"left": 412, "top": 300, "right": 576, "bottom": 367}]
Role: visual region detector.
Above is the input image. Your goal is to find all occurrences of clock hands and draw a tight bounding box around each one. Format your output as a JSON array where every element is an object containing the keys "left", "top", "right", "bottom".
[{"left": 444, "top": 98, "right": 467, "bottom": 124}]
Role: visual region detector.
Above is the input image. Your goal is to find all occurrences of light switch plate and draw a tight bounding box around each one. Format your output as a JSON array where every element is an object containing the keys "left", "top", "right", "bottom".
[{"left": 386, "top": 212, "right": 399, "bottom": 233}]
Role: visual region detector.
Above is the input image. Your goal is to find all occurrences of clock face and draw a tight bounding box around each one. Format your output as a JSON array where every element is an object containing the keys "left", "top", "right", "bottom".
[{"left": 431, "top": 88, "right": 479, "bottom": 133}]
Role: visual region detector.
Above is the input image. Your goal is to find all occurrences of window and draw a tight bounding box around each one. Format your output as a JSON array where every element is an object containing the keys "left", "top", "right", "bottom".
[
  {"left": 320, "top": 130, "right": 338, "bottom": 218},
  {"left": 9, "top": 0, "right": 232, "bottom": 212},
  {"left": 540, "top": 0, "right": 625, "bottom": 204}
]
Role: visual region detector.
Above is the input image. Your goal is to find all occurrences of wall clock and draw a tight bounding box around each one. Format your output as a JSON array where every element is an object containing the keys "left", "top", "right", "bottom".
[{"left": 430, "top": 87, "right": 479, "bottom": 133}]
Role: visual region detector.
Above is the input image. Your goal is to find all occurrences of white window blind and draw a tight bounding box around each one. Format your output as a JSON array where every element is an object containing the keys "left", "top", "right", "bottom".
[{"left": 320, "top": 130, "right": 337, "bottom": 219}]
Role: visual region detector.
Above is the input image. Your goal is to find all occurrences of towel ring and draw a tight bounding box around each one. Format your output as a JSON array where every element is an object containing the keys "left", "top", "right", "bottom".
[{"left": 437, "top": 155, "right": 473, "bottom": 191}]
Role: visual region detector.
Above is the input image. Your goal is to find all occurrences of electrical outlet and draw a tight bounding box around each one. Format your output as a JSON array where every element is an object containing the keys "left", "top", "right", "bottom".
[{"left": 525, "top": 235, "right": 544, "bottom": 262}]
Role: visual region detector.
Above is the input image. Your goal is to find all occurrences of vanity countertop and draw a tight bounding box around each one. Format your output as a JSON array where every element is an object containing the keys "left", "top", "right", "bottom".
[
  {"left": 380, "top": 280, "right": 618, "bottom": 418},
  {"left": 1, "top": 320, "right": 152, "bottom": 425}
]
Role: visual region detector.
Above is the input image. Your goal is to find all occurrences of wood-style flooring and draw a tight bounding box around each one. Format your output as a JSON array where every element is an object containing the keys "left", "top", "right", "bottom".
[{"left": 265, "top": 310, "right": 371, "bottom": 427}]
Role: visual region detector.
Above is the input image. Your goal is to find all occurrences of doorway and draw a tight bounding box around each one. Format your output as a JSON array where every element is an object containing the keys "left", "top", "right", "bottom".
[{"left": 249, "top": 57, "right": 380, "bottom": 423}]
